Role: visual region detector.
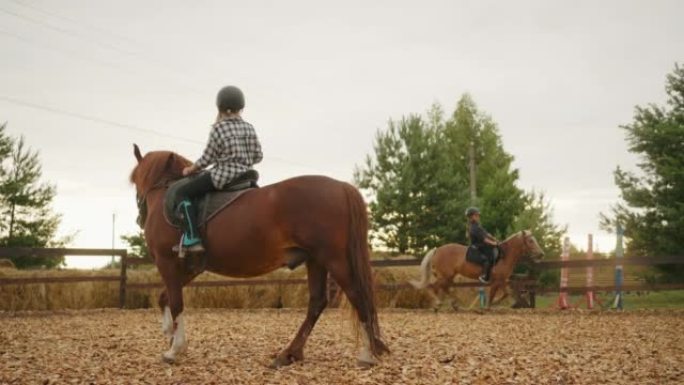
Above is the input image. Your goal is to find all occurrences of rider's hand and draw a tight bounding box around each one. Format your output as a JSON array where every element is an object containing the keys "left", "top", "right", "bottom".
[{"left": 182, "top": 165, "right": 197, "bottom": 176}]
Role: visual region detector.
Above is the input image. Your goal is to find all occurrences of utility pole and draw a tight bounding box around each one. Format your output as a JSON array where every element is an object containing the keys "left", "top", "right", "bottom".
[
  {"left": 468, "top": 140, "right": 477, "bottom": 203},
  {"left": 468, "top": 138, "right": 486, "bottom": 308},
  {"left": 111, "top": 213, "right": 116, "bottom": 265}
]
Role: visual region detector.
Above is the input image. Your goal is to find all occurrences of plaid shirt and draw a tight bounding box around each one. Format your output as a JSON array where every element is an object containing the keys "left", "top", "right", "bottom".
[{"left": 194, "top": 117, "right": 263, "bottom": 189}]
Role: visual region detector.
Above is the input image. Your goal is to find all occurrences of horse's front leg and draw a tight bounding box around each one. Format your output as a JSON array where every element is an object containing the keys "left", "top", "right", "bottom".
[
  {"left": 158, "top": 291, "right": 174, "bottom": 342},
  {"left": 156, "top": 258, "right": 189, "bottom": 364},
  {"left": 487, "top": 283, "right": 502, "bottom": 309},
  {"left": 158, "top": 269, "right": 201, "bottom": 343},
  {"left": 492, "top": 286, "right": 510, "bottom": 306}
]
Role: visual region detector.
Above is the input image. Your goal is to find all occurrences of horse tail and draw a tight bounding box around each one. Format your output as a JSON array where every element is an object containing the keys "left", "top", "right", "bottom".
[
  {"left": 343, "top": 183, "right": 389, "bottom": 356},
  {"left": 410, "top": 248, "right": 436, "bottom": 289}
]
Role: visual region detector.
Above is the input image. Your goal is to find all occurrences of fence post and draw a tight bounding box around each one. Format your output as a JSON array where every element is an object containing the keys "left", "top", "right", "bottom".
[
  {"left": 613, "top": 224, "right": 624, "bottom": 310},
  {"left": 586, "top": 234, "right": 595, "bottom": 309},
  {"left": 558, "top": 237, "right": 570, "bottom": 309},
  {"left": 119, "top": 251, "right": 127, "bottom": 309}
]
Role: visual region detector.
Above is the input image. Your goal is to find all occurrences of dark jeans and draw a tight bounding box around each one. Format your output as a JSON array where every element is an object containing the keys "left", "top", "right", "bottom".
[{"left": 175, "top": 172, "right": 216, "bottom": 204}]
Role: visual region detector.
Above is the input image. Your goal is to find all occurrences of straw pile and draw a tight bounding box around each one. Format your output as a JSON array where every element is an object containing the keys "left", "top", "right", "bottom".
[{"left": 0, "top": 265, "right": 483, "bottom": 311}]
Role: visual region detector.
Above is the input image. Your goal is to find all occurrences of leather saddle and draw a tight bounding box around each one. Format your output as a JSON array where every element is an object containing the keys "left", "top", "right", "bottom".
[
  {"left": 465, "top": 245, "right": 501, "bottom": 266},
  {"left": 163, "top": 169, "right": 259, "bottom": 228}
]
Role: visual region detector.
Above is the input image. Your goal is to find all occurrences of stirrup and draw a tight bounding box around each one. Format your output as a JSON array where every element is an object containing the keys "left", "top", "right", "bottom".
[{"left": 478, "top": 275, "right": 490, "bottom": 284}]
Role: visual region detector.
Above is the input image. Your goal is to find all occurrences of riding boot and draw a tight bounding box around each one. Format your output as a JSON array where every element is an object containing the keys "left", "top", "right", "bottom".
[
  {"left": 479, "top": 261, "right": 491, "bottom": 284},
  {"left": 178, "top": 199, "right": 205, "bottom": 254}
]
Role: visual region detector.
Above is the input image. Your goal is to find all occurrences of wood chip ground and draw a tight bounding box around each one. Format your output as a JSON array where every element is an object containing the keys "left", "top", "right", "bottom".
[{"left": 1, "top": 308, "right": 682, "bottom": 384}]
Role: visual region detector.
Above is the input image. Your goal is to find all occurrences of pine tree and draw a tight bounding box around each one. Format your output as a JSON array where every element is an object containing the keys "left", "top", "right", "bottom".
[
  {"left": 602, "top": 64, "right": 684, "bottom": 280},
  {"left": 0, "top": 123, "right": 64, "bottom": 268},
  {"left": 441, "top": 94, "right": 526, "bottom": 241},
  {"left": 355, "top": 114, "right": 437, "bottom": 253},
  {"left": 355, "top": 95, "right": 551, "bottom": 255}
]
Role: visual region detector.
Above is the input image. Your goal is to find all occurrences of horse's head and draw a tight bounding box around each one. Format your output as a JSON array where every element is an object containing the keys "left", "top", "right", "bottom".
[
  {"left": 129, "top": 144, "right": 191, "bottom": 196},
  {"left": 519, "top": 230, "right": 545, "bottom": 262}
]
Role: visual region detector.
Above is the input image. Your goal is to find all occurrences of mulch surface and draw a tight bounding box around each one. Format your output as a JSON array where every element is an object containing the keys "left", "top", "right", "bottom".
[{"left": 1, "top": 308, "right": 682, "bottom": 384}]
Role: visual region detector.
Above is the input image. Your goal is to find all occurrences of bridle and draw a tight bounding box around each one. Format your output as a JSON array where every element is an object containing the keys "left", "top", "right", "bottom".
[
  {"left": 135, "top": 179, "right": 173, "bottom": 229},
  {"left": 519, "top": 230, "right": 539, "bottom": 262}
]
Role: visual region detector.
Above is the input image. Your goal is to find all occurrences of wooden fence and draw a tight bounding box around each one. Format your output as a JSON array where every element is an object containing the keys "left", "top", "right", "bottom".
[{"left": 1, "top": 247, "right": 683, "bottom": 309}]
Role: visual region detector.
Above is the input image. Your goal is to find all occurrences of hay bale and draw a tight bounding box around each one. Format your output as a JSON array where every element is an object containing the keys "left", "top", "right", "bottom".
[{"left": 0, "top": 258, "right": 15, "bottom": 269}]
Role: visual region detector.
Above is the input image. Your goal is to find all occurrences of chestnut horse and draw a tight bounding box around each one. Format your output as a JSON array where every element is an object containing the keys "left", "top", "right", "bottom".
[
  {"left": 129, "top": 145, "right": 388, "bottom": 367},
  {"left": 410, "top": 231, "right": 544, "bottom": 309}
]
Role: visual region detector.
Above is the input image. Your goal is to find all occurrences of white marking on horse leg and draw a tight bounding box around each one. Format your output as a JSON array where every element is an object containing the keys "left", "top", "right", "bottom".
[
  {"left": 161, "top": 306, "right": 173, "bottom": 338},
  {"left": 162, "top": 314, "right": 188, "bottom": 363},
  {"left": 357, "top": 323, "right": 378, "bottom": 366}
]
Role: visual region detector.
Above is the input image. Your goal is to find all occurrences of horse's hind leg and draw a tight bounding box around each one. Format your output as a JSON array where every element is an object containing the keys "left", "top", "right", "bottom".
[
  {"left": 271, "top": 260, "right": 328, "bottom": 368},
  {"left": 431, "top": 277, "right": 451, "bottom": 311},
  {"left": 328, "top": 266, "right": 389, "bottom": 367}
]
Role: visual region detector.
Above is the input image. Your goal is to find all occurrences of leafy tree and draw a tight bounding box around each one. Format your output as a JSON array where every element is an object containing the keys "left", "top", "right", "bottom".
[
  {"left": 511, "top": 191, "right": 566, "bottom": 286},
  {"left": 511, "top": 191, "right": 565, "bottom": 258},
  {"left": 602, "top": 64, "right": 684, "bottom": 280},
  {"left": 104, "top": 231, "right": 150, "bottom": 269},
  {"left": 121, "top": 231, "right": 149, "bottom": 259},
  {"left": 0, "top": 123, "right": 64, "bottom": 268}
]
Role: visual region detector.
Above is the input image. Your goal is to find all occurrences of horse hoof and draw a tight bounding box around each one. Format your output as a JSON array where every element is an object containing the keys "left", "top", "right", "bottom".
[
  {"left": 356, "top": 358, "right": 377, "bottom": 369},
  {"left": 269, "top": 357, "right": 290, "bottom": 369},
  {"left": 161, "top": 353, "right": 176, "bottom": 365},
  {"left": 268, "top": 354, "right": 296, "bottom": 369}
]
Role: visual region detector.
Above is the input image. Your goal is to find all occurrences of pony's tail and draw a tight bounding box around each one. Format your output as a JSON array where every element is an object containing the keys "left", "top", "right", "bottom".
[
  {"left": 410, "top": 248, "right": 436, "bottom": 289},
  {"left": 343, "top": 184, "right": 389, "bottom": 357}
]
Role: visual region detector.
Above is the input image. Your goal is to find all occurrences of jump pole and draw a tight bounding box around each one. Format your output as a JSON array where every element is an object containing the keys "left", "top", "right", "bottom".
[
  {"left": 586, "top": 234, "right": 595, "bottom": 309},
  {"left": 478, "top": 286, "right": 486, "bottom": 308},
  {"left": 613, "top": 224, "right": 624, "bottom": 310},
  {"left": 557, "top": 237, "right": 570, "bottom": 309}
]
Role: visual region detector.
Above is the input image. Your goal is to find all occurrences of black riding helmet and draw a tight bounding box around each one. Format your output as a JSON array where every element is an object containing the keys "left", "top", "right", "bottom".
[
  {"left": 216, "top": 86, "right": 245, "bottom": 112},
  {"left": 465, "top": 207, "right": 480, "bottom": 217}
]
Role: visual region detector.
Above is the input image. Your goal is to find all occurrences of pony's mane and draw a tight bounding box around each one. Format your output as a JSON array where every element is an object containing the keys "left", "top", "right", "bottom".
[
  {"left": 130, "top": 151, "right": 192, "bottom": 193},
  {"left": 503, "top": 231, "right": 525, "bottom": 243}
]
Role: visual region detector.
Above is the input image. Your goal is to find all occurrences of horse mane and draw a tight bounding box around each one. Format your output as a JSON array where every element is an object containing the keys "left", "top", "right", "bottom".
[
  {"left": 130, "top": 151, "right": 192, "bottom": 193},
  {"left": 502, "top": 230, "right": 525, "bottom": 243},
  {"left": 498, "top": 230, "right": 529, "bottom": 260}
]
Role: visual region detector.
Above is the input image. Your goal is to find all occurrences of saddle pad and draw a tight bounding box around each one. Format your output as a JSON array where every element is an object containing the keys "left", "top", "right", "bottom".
[{"left": 163, "top": 186, "right": 254, "bottom": 229}]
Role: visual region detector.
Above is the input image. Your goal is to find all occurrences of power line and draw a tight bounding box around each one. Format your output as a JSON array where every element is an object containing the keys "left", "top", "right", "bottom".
[
  {"left": 0, "top": 28, "right": 208, "bottom": 99},
  {"left": 0, "top": 96, "right": 322, "bottom": 172},
  {"left": 8, "top": 0, "right": 142, "bottom": 47},
  {"left": 0, "top": 29, "right": 141, "bottom": 78},
  {"left": 0, "top": 95, "right": 200, "bottom": 144},
  {"left": 0, "top": 5, "right": 206, "bottom": 96},
  {"left": 0, "top": 6, "right": 138, "bottom": 56}
]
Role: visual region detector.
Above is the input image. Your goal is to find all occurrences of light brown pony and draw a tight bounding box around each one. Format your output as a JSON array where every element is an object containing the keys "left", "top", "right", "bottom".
[
  {"left": 410, "top": 231, "right": 544, "bottom": 309},
  {"left": 129, "top": 145, "right": 389, "bottom": 367}
]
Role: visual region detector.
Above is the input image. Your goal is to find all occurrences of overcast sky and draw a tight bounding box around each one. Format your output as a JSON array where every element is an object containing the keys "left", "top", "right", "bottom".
[{"left": 1, "top": 0, "right": 682, "bottom": 267}]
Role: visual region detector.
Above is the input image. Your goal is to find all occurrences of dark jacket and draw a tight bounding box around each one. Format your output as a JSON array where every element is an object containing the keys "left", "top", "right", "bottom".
[{"left": 469, "top": 221, "right": 496, "bottom": 260}]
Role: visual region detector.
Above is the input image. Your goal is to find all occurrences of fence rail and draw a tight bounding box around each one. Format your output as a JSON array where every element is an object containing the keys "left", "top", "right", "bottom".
[
  {"left": 1, "top": 247, "right": 682, "bottom": 309},
  {"left": 534, "top": 255, "right": 684, "bottom": 269}
]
